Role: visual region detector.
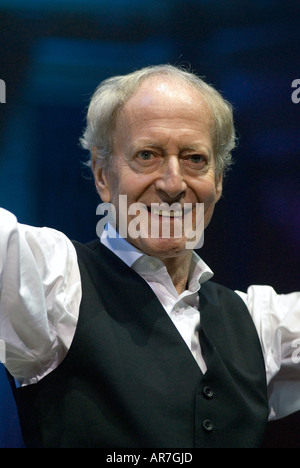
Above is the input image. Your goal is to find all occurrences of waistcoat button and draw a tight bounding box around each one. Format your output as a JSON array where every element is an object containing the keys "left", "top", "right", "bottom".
[
  {"left": 203, "top": 386, "right": 214, "bottom": 398},
  {"left": 202, "top": 419, "right": 214, "bottom": 432}
]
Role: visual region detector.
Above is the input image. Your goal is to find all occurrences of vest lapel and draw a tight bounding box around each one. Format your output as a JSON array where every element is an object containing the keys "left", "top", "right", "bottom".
[{"left": 91, "top": 241, "right": 204, "bottom": 377}]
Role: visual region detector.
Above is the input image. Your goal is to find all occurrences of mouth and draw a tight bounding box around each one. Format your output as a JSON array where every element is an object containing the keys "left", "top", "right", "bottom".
[
  {"left": 146, "top": 203, "right": 193, "bottom": 219},
  {"left": 148, "top": 207, "right": 182, "bottom": 218}
]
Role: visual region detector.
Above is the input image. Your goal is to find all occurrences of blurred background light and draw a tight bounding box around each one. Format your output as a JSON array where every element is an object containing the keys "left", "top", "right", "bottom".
[{"left": 0, "top": 0, "right": 299, "bottom": 448}]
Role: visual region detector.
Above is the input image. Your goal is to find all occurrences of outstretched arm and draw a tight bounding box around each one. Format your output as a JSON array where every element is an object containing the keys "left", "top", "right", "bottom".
[
  {"left": 0, "top": 208, "right": 81, "bottom": 386},
  {"left": 237, "top": 285, "right": 300, "bottom": 420}
]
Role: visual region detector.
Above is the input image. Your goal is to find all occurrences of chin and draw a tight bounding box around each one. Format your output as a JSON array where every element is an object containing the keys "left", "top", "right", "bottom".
[{"left": 135, "top": 237, "right": 189, "bottom": 259}]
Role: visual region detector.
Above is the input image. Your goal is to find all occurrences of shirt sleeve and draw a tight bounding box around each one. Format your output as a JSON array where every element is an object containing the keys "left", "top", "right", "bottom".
[
  {"left": 236, "top": 285, "right": 300, "bottom": 421},
  {"left": 0, "top": 208, "right": 82, "bottom": 386}
]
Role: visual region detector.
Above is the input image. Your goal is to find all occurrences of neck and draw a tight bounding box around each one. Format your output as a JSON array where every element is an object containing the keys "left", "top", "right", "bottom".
[{"left": 161, "top": 251, "right": 193, "bottom": 295}]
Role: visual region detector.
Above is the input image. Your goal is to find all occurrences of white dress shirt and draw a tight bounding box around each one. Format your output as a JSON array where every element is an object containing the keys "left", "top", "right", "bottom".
[{"left": 0, "top": 208, "right": 300, "bottom": 421}]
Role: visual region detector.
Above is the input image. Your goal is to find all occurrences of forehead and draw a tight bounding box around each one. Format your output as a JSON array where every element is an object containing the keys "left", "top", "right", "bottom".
[
  {"left": 127, "top": 75, "right": 210, "bottom": 109},
  {"left": 118, "top": 76, "right": 215, "bottom": 131}
]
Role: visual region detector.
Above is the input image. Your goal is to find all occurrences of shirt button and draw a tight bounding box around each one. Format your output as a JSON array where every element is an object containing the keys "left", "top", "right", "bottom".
[
  {"left": 149, "top": 261, "right": 157, "bottom": 270},
  {"left": 202, "top": 419, "right": 214, "bottom": 432},
  {"left": 203, "top": 386, "right": 214, "bottom": 399}
]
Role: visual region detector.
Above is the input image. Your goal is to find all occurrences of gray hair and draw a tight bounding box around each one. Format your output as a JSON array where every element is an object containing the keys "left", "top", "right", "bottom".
[{"left": 80, "top": 64, "right": 236, "bottom": 175}]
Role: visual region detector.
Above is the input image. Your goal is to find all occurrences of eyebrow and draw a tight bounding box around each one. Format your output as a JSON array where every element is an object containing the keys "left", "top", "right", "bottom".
[
  {"left": 132, "top": 140, "right": 161, "bottom": 150},
  {"left": 132, "top": 140, "right": 211, "bottom": 154},
  {"left": 181, "top": 144, "right": 206, "bottom": 152}
]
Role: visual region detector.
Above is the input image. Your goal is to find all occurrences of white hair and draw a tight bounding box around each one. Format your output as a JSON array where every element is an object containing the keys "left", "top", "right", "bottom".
[{"left": 80, "top": 64, "right": 236, "bottom": 175}]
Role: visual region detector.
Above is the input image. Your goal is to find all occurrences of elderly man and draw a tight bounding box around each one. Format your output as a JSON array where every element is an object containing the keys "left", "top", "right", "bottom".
[{"left": 0, "top": 65, "right": 299, "bottom": 448}]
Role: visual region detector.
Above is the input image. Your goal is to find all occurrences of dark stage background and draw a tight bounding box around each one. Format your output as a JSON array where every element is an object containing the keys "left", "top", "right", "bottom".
[{"left": 0, "top": 0, "right": 299, "bottom": 448}]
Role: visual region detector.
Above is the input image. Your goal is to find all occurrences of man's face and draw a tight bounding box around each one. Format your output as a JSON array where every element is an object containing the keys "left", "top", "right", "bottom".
[{"left": 93, "top": 77, "right": 222, "bottom": 260}]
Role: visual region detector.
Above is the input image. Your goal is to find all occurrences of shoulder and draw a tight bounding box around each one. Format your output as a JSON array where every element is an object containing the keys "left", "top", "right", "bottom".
[{"left": 71, "top": 239, "right": 132, "bottom": 277}]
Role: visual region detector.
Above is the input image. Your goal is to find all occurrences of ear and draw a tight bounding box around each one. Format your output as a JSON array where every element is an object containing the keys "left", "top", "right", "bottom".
[
  {"left": 215, "top": 172, "right": 223, "bottom": 202},
  {"left": 91, "top": 147, "right": 111, "bottom": 203}
]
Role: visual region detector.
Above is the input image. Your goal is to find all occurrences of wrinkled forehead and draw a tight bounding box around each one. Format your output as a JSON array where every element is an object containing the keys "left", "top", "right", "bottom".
[{"left": 121, "top": 75, "right": 215, "bottom": 125}]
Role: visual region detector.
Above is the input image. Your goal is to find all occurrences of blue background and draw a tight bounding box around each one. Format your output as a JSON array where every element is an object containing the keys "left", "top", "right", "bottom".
[{"left": 0, "top": 0, "right": 299, "bottom": 447}]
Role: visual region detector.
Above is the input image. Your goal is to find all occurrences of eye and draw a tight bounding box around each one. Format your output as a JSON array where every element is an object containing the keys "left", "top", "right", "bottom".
[
  {"left": 129, "top": 149, "right": 162, "bottom": 173},
  {"left": 136, "top": 150, "right": 155, "bottom": 161},
  {"left": 190, "top": 155, "right": 204, "bottom": 164},
  {"left": 182, "top": 154, "right": 207, "bottom": 170}
]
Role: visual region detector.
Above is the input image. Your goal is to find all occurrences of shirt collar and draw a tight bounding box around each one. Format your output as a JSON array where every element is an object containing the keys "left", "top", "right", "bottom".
[
  {"left": 100, "top": 223, "right": 214, "bottom": 287},
  {"left": 100, "top": 222, "right": 144, "bottom": 267}
]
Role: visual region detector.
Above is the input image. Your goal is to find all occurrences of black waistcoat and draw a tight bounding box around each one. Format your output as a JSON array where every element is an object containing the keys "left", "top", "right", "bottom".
[{"left": 9, "top": 240, "right": 268, "bottom": 448}]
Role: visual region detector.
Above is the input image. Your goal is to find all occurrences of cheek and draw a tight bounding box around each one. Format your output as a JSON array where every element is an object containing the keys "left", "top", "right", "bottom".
[
  {"left": 105, "top": 163, "right": 131, "bottom": 203},
  {"left": 193, "top": 177, "right": 218, "bottom": 204},
  {"left": 192, "top": 180, "right": 219, "bottom": 226},
  {"left": 114, "top": 169, "right": 154, "bottom": 201}
]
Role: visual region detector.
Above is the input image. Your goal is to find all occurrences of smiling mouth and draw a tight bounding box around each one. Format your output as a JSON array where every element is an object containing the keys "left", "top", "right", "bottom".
[
  {"left": 146, "top": 205, "right": 191, "bottom": 218},
  {"left": 149, "top": 207, "right": 182, "bottom": 218}
]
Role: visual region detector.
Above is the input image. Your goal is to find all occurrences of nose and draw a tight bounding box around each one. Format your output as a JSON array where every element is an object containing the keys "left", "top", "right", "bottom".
[{"left": 155, "top": 156, "right": 187, "bottom": 202}]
